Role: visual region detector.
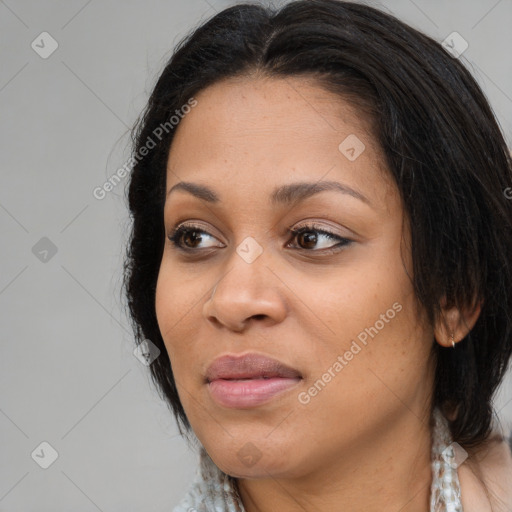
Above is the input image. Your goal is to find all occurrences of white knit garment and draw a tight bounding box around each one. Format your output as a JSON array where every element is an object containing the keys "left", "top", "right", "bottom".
[{"left": 173, "top": 406, "right": 463, "bottom": 512}]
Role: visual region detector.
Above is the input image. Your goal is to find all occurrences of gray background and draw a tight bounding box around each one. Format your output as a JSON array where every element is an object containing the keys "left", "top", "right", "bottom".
[{"left": 1, "top": 0, "right": 511, "bottom": 510}]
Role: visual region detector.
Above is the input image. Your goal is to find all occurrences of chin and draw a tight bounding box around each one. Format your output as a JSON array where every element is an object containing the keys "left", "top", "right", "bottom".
[{"left": 203, "top": 436, "right": 304, "bottom": 479}]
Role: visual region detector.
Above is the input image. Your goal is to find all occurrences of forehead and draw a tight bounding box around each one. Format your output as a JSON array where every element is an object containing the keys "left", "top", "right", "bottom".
[{"left": 165, "top": 76, "right": 396, "bottom": 211}]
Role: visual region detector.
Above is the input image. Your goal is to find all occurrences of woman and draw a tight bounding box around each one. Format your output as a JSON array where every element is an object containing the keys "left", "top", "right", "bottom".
[{"left": 122, "top": 1, "right": 512, "bottom": 510}]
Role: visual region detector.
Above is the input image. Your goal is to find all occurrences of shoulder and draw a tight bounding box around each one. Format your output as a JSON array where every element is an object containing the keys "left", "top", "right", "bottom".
[{"left": 459, "top": 431, "right": 512, "bottom": 512}]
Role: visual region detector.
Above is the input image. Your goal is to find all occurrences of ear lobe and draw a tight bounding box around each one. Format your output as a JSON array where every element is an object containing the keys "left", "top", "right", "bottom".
[{"left": 434, "top": 297, "right": 483, "bottom": 348}]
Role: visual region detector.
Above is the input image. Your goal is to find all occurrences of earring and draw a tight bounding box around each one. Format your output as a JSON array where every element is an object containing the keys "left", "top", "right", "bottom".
[{"left": 451, "top": 332, "right": 456, "bottom": 348}]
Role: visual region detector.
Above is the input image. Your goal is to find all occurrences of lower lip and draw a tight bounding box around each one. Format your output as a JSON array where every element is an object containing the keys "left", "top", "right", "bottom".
[{"left": 208, "top": 377, "right": 301, "bottom": 408}]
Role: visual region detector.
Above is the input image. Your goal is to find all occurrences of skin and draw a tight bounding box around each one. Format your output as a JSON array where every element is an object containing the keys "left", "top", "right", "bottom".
[
  {"left": 460, "top": 436, "right": 512, "bottom": 511},
  {"left": 155, "top": 75, "right": 481, "bottom": 512}
]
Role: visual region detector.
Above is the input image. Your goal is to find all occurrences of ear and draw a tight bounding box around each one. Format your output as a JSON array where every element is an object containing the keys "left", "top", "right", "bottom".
[{"left": 434, "top": 297, "right": 483, "bottom": 348}]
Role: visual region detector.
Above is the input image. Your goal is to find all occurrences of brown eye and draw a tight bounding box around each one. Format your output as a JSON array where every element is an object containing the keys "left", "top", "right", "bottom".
[
  {"left": 296, "top": 230, "right": 318, "bottom": 249},
  {"left": 180, "top": 229, "right": 203, "bottom": 248},
  {"left": 167, "top": 224, "right": 223, "bottom": 251},
  {"left": 288, "top": 224, "right": 352, "bottom": 252}
]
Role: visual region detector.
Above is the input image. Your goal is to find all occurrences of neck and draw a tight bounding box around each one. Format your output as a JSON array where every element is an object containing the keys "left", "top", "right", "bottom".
[{"left": 236, "top": 409, "right": 433, "bottom": 512}]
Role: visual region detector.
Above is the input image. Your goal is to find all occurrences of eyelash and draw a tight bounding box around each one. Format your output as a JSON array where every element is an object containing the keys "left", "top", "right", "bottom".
[{"left": 167, "top": 222, "right": 352, "bottom": 255}]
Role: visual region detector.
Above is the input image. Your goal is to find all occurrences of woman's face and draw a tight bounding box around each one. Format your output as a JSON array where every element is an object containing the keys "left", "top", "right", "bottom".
[{"left": 155, "top": 76, "right": 435, "bottom": 479}]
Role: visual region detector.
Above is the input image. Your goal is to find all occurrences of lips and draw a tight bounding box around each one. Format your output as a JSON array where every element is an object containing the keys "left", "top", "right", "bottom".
[
  {"left": 205, "top": 353, "right": 302, "bottom": 382},
  {"left": 205, "top": 353, "right": 302, "bottom": 408}
]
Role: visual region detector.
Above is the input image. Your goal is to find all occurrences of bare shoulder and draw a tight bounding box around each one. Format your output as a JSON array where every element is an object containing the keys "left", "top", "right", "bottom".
[{"left": 459, "top": 431, "right": 512, "bottom": 512}]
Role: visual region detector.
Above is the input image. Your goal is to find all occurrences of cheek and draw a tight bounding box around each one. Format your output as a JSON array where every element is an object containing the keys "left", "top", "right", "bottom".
[
  {"left": 155, "top": 269, "right": 177, "bottom": 357},
  {"left": 300, "top": 285, "right": 431, "bottom": 423},
  {"left": 294, "top": 239, "right": 414, "bottom": 352},
  {"left": 154, "top": 264, "right": 205, "bottom": 373},
  {"left": 293, "top": 234, "right": 429, "bottom": 399}
]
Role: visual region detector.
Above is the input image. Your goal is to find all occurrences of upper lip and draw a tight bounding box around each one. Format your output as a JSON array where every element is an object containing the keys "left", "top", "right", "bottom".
[{"left": 205, "top": 353, "right": 302, "bottom": 382}]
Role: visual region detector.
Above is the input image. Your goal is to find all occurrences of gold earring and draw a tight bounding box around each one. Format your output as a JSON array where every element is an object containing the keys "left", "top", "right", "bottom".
[{"left": 451, "top": 332, "right": 456, "bottom": 348}]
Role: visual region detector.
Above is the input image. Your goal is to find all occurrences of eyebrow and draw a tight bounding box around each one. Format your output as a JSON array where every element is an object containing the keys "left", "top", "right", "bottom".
[{"left": 166, "top": 180, "right": 372, "bottom": 206}]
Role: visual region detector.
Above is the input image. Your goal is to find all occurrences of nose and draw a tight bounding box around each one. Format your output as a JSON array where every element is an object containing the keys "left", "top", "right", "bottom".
[{"left": 202, "top": 253, "right": 288, "bottom": 332}]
